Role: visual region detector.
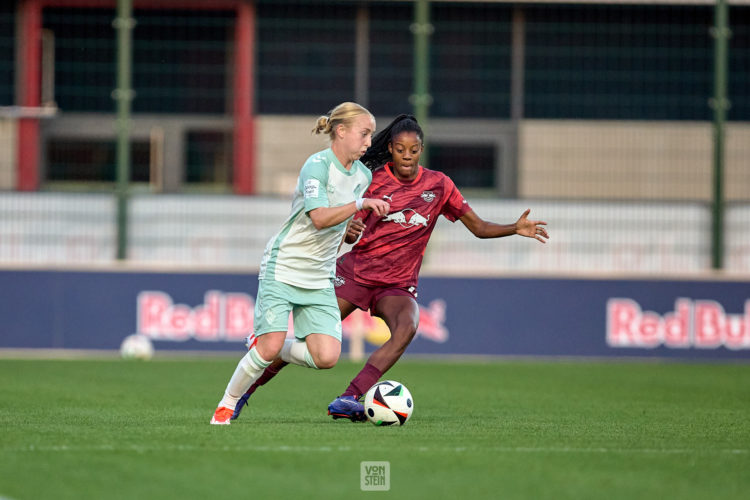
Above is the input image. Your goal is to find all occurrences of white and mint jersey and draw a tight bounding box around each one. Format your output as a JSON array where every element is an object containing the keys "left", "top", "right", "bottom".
[{"left": 258, "top": 148, "right": 372, "bottom": 289}]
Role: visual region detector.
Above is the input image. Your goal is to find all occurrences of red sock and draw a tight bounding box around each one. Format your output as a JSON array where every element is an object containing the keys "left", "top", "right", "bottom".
[
  {"left": 245, "top": 361, "right": 288, "bottom": 396},
  {"left": 341, "top": 362, "right": 383, "bottom": 399}
]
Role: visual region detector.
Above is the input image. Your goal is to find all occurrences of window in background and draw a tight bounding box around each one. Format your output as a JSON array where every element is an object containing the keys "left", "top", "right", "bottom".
[
  {"left": 524, "top": 4, "right": 716, "bottom": 120},
  {"left": 44, "top": 8, "right": 115, "bottom": 112},
  {"left": 185, "top": 131, "right": 232, "bottom": 188},
  {"left": 431, "top": 3, "right": 513, "bottom": 118},
  {"left": 730, "top": 6, "right": 750, "bottom": 120},
  {"left": 46, "top": 139, "right": 150, "bottom": 184},
  {"left": 429, "top": 144, "right": 497, "bottom": 190},
  {"left": 0, "top": 2, "right": 14, "bottom": 106},
  {"left": 256, "top": 1, "right": 356, "bottom": 114},
  {"left": 132, "top": 9, "right": 233, "bottom": 114},
  {"left": 44, "top": 7, "right": 233, "bottom": 114},
  {"left": 368, "top": 2, "right": 413, "bottom": 117}
]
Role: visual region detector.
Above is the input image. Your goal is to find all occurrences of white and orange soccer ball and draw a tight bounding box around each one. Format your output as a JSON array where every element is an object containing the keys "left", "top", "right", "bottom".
[{"left": 363, "top": 380, "right": 414, "bottom": 426}]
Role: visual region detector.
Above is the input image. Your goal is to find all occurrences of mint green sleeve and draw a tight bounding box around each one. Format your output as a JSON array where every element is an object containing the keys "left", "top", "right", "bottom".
[{"left": 300, "top": 157, "right": 330, "bottom": 213}]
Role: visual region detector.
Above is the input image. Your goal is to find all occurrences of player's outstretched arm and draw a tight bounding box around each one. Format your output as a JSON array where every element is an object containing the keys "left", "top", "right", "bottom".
[{"left": 459, "top": 208, "right": 549, "bottom": 243}]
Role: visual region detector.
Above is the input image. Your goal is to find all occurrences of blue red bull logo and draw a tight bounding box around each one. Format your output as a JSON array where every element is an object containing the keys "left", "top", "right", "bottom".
[
  {"left": 607, "top": 298, "right": 750, "bottom": 350},
  {"left": 136, "top": 290, "right": 449, "bottom": 345}
]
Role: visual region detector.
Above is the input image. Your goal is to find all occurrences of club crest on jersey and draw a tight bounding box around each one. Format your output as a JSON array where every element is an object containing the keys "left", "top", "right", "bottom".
[{"left": 421, "top": 191, "right": 436, "bottom": 202}]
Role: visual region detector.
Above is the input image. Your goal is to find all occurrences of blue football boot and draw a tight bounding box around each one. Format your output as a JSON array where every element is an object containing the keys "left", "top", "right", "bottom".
[
  {"left": 231, "top": 334, "right": 258, "bottom": 421},
  {"left": 231, "top": 391, "right": 252, "bottom": 420},
  {"left": 327, "top": 395, "right": 367, "bottom": 422}
]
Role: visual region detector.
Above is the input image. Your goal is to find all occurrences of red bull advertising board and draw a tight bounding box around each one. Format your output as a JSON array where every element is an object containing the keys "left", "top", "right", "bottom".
[
  {"left": 1, "top": 268, "right": 748, "bottom": 360},
  {"left": 607, "top": 298, "right": 750, "bottom": 350},
  {"left": 135, "top": 290, "right": 447, "bottom": 345}
]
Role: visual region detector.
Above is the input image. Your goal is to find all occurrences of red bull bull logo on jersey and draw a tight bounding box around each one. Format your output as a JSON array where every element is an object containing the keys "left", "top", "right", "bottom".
[
  {"left": 382, "top": 209, "right": 430, "bottom": 228},
  {"left": 607, "top": 298, "right": 750, "bottom": 350},
  {"left": 135, "top": 290, "right": 449, "bottom": 344}
]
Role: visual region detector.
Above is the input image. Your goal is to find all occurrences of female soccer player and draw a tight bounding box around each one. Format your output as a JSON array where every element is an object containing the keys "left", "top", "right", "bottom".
[
  {"left": 210, "top": 102, "right": 390, "bottom": 425},
  {"left": 232, "top": 114, "right": 548, "bottom": 422}
]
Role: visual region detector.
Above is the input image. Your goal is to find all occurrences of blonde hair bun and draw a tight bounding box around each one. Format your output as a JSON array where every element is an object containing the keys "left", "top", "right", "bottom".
[{"left": 311, "top": 102, "right": 373, "bottom": 141}]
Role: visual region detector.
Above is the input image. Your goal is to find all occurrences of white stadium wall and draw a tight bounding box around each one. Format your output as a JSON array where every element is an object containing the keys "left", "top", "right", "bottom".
[
  {"left": 519, "top": 120, "right": 750, "bottom": 201},
  {"left": 1, "top": 192, "right": 750, "bottom": 274},
  {"left": 0, "top": 117, "right": 16, "bottom": 190}
]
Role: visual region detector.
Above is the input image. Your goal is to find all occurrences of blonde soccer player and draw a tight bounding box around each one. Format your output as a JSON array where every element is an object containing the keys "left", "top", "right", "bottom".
[{"left": 210, "top": 102, "right": 390, "bottom": 425}]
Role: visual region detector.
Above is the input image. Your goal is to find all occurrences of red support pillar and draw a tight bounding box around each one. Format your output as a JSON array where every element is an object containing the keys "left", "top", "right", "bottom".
[
  {"left": 233, "top": 0, "right": 255, "bottom": 194},
  {"left": 17, "top": 0, "right": 42, "bottom": 191}
]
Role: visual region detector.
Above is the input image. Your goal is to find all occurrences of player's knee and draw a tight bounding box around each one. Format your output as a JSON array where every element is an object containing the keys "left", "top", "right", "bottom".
[
  {"left": 384, "top": 332, "right": 415, "bottom": 358},
  {"left": 255, "top": 334, "right": 285, "bottom": 361},
  {"left": 305, "top": 334, "right": 341, "bottom": 369},
  {"left": 313, "top": 351, "right": 339, "bottom": 369},
  {"left": 393, "top": 323, "right": 417, "bottom": 348}
]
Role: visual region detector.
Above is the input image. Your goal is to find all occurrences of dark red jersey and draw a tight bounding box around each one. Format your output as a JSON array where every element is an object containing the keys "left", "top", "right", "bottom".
[{"left": 340, "top": 163, "right": 472, "bottom": 288}]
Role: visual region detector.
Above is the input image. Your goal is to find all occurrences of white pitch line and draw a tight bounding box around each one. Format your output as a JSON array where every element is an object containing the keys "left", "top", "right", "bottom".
[
  {"left": 498, "top": 446, "right": 749, "bottom": 455},
  {"left": 4, "top": 444, "right": 748, "bottom": 455}
]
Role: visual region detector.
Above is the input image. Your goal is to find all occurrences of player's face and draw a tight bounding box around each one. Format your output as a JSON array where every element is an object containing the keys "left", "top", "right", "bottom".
[
  {"left": 388, "top": 131, "right": 423, "bottom": 181},
  {"left": 339, "top": 114, "right": 375, "bottom": 166}
]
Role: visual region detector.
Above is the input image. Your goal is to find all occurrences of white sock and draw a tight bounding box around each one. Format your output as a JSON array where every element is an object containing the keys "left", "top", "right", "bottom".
[
  {"left": 279, "top": 339, "right": 318, "bottom": 369},
  {"left": 218, "top": 347, "right": 271, "bottom": 409}
]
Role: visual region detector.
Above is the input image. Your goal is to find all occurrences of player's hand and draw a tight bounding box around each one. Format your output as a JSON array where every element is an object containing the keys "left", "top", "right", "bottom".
[
  {"left": 363, "top": 198, "right": 390, "bottom": 216},
  {"left": 515, "top": 209, "right": 549, "bottom": 243},
  {"left": 345, "top": 218, "right": 366, "bottom": 243}
]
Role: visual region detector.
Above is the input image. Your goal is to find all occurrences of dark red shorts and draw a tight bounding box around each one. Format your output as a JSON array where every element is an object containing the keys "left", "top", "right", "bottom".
[{"left": 334, "top": 255, "right": 417, "bottom": 313}]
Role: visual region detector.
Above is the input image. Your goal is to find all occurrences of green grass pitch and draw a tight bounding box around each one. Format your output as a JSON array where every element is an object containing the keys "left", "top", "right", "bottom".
[{"left": 1, "top": 357, "right": 748, "bottom": 499}]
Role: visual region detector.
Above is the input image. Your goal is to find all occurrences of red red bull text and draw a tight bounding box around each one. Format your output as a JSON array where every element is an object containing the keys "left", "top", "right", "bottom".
[
  {"left": 136, "top": 291, "right": 448, "bottom": 343},
  {"left": 607, "top": 298, "right": 750, "bottom": 350},
  {"left": 341, "top": 299, "right": 448, "bottom": 344},
  {"left": 137, "top": 291, "right": 254, "bottom": 341}
]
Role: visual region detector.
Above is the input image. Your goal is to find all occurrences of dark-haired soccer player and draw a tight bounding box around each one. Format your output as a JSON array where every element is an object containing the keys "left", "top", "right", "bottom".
[{"left": 233, "top": 114, "right": 549, "bottom": 421}]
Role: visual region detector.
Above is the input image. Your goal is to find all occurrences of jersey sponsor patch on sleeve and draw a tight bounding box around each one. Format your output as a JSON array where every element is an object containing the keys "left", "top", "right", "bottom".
[{"left": 304, "top": 178, "right": 320, "bottom": 199}]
